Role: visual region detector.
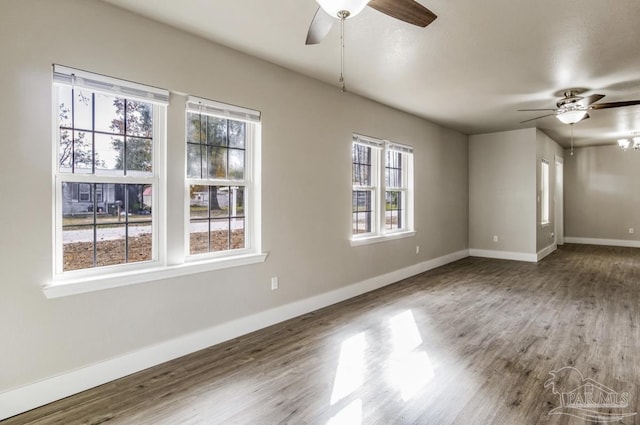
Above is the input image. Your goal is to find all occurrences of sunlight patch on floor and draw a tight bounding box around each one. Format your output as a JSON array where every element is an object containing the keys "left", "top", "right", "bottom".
[
  {"left": 387, "top": 310, "right": 434, "bottom": 401},
  {"left": 326, "top": 399, "right": 363, "bottom": 425},
  {"left": 330, "top": 332, "right": 366, "bottom": 405}
]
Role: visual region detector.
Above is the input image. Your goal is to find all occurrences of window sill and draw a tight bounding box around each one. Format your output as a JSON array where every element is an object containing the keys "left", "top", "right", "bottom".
[
  {"left": 350, "top": 230, "right": 416, "bottom": 247},
  {"left": 43, "top": 253, "right": 268, "bottom": 299},
  {"left": 541, "top": 222, "right": 551, "bottom": 227}
]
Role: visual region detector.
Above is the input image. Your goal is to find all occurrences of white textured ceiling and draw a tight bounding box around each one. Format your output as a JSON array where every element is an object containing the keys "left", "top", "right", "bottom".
[{"left": 101, "top": 0, "right": 640, "bottom": 147}]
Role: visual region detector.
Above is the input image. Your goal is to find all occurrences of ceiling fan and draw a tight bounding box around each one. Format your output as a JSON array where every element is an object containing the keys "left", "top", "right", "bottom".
[
  {"left": 305, "top": 0, "right": 436, "bottom": 91},
  {"left": 305, "top": 0, "right": 437, "bottom": 45},
  {"left": 518, "top": 90, "right": 640, "bottom": 125}
]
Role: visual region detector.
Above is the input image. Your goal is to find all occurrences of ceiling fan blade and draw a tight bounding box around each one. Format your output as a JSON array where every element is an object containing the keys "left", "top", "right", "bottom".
[
  {"left": 305, "top": 6, "right": 335, "bottom": 45},
  {"left": 517, "top": 108, "right": 556, "bottom": 112},
  {"left": 589, "top": 100, "right": 640, "bottom": 110},
  {"left": 367, "top": 0, "right": 437, "bottom": 27},
  {"left": 582, "top": 94, "right": 605, "bottom": 106},
  {"left": 520, "top": 113, "right": 556, "bottom": 124},
  {"left": 581, "top": 113, "right": 590, "bottom": 121}
]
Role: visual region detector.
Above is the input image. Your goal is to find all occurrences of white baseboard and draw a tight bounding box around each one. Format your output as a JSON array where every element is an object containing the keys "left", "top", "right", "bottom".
[
  {"left": 564, "top": 237, "right": 640, "bottom": 248},
  {"left": 468, "top": 248, "right": 537, "bottom": 263},
  {"left": 537, "top": 243, "right": 557, "bottom": 261},
  {"left": 0, "top": 249, "right": 469, "bottom": 421}
]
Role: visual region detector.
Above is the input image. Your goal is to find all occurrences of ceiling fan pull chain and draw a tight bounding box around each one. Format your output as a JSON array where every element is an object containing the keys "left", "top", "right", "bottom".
[
  {"left": 570, "top": 124, "right": 574, "bottom": 156},
  {"left": 339, "top": 14, "right": 346, "bottom": 92}
]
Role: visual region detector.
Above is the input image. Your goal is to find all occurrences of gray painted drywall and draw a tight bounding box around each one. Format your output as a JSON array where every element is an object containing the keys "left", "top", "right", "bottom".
[
  {"left": 564, "top": 145, "right": 640, "bottom": 241},
  {"left": 0, "top": 0, "right": 468, "bottom": 393},
  {"left": 469, "top": 129, "right": 537, "bottom": 254}
]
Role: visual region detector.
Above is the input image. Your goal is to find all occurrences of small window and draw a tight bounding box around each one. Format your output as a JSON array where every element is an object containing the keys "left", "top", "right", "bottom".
[
  {"left": 185, "top": 97, "right": 260, "bottom": 259},
  {"left": 541, "top": 159, "right": 550, "bottom": 225},
  {"left": 351, "top": 135, "right": 414, "bottom": 243}
]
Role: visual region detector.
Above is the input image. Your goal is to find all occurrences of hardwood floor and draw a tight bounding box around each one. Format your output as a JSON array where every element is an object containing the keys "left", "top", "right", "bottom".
[{"left": 4, "top": 244, "right": 640, "bottom": 425}]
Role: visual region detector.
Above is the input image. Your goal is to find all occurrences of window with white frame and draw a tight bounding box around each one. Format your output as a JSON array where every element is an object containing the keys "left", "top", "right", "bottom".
[
  {"left": 541, "top": 159, "right": 550, "bottom": 225},
  {"left": 53, "top": 65, "right": 168, "bottom": 275},
  {"left": 186, "top": 97, "right": 260, "bottom": 258},
  {"left": 351, "top": 134, "right": 414, "bottom": 243}
]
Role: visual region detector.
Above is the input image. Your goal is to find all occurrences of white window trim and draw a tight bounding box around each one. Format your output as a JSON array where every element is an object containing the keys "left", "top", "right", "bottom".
[
  {"left": 541, "top": 158, "right": 550, "bottom": 226},
  {"left": 47, "top": 67, "right": 267, "bottom": 298},
  {"left": 351, "top": 134, "right": 415, "bottom": 246}
]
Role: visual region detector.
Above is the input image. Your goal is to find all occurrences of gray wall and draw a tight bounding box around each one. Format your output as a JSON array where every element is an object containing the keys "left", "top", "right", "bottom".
[
  {"left": 469, "top": 129, "right": 537, "bottom": 254},
  {"left": 0, "top": 0, "right": 468, "bottom": 394},
  {"left": 565, "top": 145, "right": 640, "bottom": 242}
]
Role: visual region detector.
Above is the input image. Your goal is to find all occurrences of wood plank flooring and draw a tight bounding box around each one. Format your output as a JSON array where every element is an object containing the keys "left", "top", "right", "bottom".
[{"left": 4, "top": 244, "right": 640, "bottom": 425}]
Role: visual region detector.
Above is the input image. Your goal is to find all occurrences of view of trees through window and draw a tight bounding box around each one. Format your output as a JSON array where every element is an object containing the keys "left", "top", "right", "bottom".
[
  {"left": 187, "top": 112, "right": 248, "bottom": 254},
  {"left": 58, "top": 85, "right": 155, "bottom": 271}
]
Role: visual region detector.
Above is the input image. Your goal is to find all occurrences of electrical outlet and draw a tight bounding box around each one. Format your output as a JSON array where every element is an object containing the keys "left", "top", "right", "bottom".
[
  {"left": 271, "top": 276, "right": 279, "bottom": 290},
  {"left": 493, "top": 235, "right": 498, "bottom": 243},
  {"left": 629, "top": 228, "right": 635, "bottom": 235},
  {"left": 416, "top": 245, "right": 420, "bottom": 254}
]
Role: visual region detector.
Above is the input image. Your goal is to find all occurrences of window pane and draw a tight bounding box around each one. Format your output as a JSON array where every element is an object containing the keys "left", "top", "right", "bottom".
[
  {"left": 189, "top": 219, "right": 209, "bottom": 255},
  {"left": 95, "top": 94, "right": 122, "bottom": 134},
  {"left": 187, "top": 143, "right": 204, "bottom": 179},
  {"left": 385, "top": 151, "right": 402, "bottom": 188},
  {"left": 352, "top": 212, "right": 372, "bottom": 234},
  {"left": 231, "top": 186, "right": 245, "bottom": 217},
  {"left": 126, "top": 137, "right": 153, "bottom": 175},
  {"left": 128, "top": 222, "right": 152, "bottom": 263},
  {"left": 231, "top": 218, "right": 245, "bottom": 249},
  {"left": 208, "top": 146, "right": 227, "bottom": 179},
  {"left": 352, "top": 144, "right": 372, "bottom": 186},
  {"left": 210, "top": 186, "right": 229, "bottom": 218},
  {"left": 210, "top": 219, "right": 230, "bottom": 252},
  {"left": 57, "top": 85, "right": 73, "bottom": 128},
  {"left": 228, "top": 148, "right": 245, "bottom": 179},
  {"left": 95, "top": 134, "right": 123, "bottom": 175},
  {"left": 352, "top": 190, "right": 372, "bottom": 235},
  {"left": 207, "top": 116, "right": 228, "bottom": 146},
  {"left": 74, "top": 90, "right": 93, "bottom": 131},
  {"left": 74, "top": 132, "right": 93, "bottom": 173},
  {"left": 190, "top": 185, "right": 209, "bottom": 218},
  {"left": 126, "top": 100, "right": 153, "bottom": 137},
  {"left": 385, "top": 191, "right": 403, "bottom": 230},
  {"left": 62, "top": 225, "right": 94, "bottom": 272},
  {"left": 127, "top": 184, "right": 152, "bottom": 218},
  {"left": 187, "top": 112, "right": 205, "bottom": 144},
  {"left": 228, "top": 120, "right": 245, "bottom": 148},
  {"left": 96, "top": 224, "right": 126, "bottom": 267},
  {"left": 59, "top": 129, "right": 73, "bottom": 172}
]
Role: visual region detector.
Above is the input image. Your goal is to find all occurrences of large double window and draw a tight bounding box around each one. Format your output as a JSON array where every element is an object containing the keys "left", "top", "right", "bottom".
[
  {"left": 51, "top": 67, "right": 263, "bottom": 293},
  {"left": 351, "top": 134, "right": 414, "bottom": 244}
]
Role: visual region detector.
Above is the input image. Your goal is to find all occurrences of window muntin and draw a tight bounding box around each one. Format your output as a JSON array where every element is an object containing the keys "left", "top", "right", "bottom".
[
  {"left": 185, "top": 97, "right": 260, "bottom": 258},
  {"left": 53, "top": 65, "right": 167, "bottom": 275},
  {"left": 541, "top": 159, "right": 550, "bottom": 224},
  {"left": 351, "top": 135, "right": 413, "bottom": 241}
]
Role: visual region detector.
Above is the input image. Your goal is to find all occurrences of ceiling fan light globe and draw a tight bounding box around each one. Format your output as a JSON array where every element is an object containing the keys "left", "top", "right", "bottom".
[
  {"left": 556, "top": 110, "right": 587, "bottom": 125},
  {"left": 316, "top": 0, "right": 370, "bottom": 18},
  {"left": 618, "top": 139, "right": 631, "bottom": 150}
]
